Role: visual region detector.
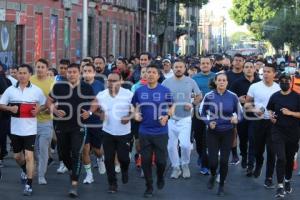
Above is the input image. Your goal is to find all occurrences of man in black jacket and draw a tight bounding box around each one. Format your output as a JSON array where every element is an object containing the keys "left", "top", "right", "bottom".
[{"left": 0, "top": 63, "right": 12, "bottom": 170}]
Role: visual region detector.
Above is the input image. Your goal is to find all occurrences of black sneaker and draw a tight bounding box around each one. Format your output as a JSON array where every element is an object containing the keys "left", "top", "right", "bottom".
[
  {"left": 246, "top": 167, "right": 253, "bottom": 177},
  {"left": 284, "top": 181, "right": 292, "bottom": 194},
  {"left": 47, "top": 157, "right": 54, "bottom": 167},
  {"left": 122, "top": 171, "right": 129, "bottom": 184},
  {"left": 207, "top": 175, "right": 216, "bottom": 190},
  {"left": 264, "top": 179, "right": 275, "bottom": 189},
  {"left": 107, "top": 184, "right": 118, "bottom": 194},
  {"left": 253, "top": 166, "right": 262, "bottom": 178},
  {"left": 69, "top": 185, "right": 78, "bottom": 198},
  {"left": 241, "top": 157, "right": 247, "bottom": 169},
  {"left": 217, "top": 184, "right": 225, "bottom": 196},
  {"left": 144, "top": 186, "right": 153, "bottom": 198},
  {"left": 230, "top": 156, "right": 240, "bottom": 165},
  {"left": 275, "top": 187, "right": 285, "bottom": 198},
  {"left": 157, "top": 178, "right": 165, "bottom": 190}
]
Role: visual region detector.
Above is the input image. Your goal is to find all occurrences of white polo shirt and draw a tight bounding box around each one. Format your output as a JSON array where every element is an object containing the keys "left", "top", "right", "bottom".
[
  {"left": 247, "top": 81, "right": 280, "bottom": 119},
  {"left": 96, "top": 87, "right": 133, "bottom": 136},
  {"left": 0, "top": 82, "right": 46, "bottom": 136}
]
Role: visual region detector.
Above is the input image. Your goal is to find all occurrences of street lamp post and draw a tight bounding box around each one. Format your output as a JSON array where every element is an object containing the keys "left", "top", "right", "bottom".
[
  {"left": 82, "top": 0, "right": 88, "bottom": 58},
  {"left": 296, "top": 0, "right": 298, "bottom": 16},
  {"left": 173, "top": 2, "right": 177, "bottom": 54}
]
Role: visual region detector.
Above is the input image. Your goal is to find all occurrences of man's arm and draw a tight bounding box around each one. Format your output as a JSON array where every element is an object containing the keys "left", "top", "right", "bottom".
[
  {"left": 0, "top": 104, "right": 18, "bottom": 113},
  {"left": 46, "top": 96, "right": 66, "bottom": 118},
  {"left": 81, "top": 98, "right": 101, "bottom": 120}
]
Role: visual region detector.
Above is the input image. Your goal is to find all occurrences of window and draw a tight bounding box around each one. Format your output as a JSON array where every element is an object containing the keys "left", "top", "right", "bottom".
[
  {"left": 50, "top": 15, "right": 58, "bottom": 66},
  {"left": 130, "top": 25, "right": 133, "bottom": 56},
  {"left": 119, "top": 29, "right": 122, "bottom": 56},
  {"left": 125, "top": 30, "right": 128, "bottom": 58},
  {"left": 99, "top": 21, "right": 102, "bottom": 56},
  {"left": 76, "top": 19, "right": 82, "bottom": 61},
  {"left": 106, "top": 21, "right": 110, "bottom": 57},
  {"left": 16, "top": 25, "right": 24, "bottom": 65},
  {"left": 88, "top": 17, "right": 94, "bottom": 56},
  {"left": 64, "top": 17, "right": 71, "bottom": 58}
]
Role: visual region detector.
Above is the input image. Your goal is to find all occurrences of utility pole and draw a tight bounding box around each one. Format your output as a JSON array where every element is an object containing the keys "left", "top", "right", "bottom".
[
  {"left": 146, "top": 0, "right": 150, "bottom": 51},
  {"left": 173, "top": 2, "right": 177, "bottom": 54},
  {"left": 82, "top": 0, "right": 88, "bottom": 58}
]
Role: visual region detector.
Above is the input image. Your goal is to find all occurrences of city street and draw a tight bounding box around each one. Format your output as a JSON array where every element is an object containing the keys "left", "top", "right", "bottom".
[{"left": 1, "top": 152, "right": 299, "bottom": 200}]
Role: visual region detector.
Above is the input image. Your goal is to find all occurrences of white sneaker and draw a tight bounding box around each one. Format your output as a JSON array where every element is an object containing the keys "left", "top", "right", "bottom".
[
  {"left": 38, "top": 177, "right": 47, "bottom": 185},
  {"left": 170, "top": 167, "right": 182, "bottom": 179},
  {"left": 182, "top": 164, "right": 191, "bottom": 178},
  {"left": 115, "top": 164, "right": 121, "bottom": 173},
  {"left": 216, "top": 174, "right": 220, "bottom": 183},
  {"left": 97, "top": 158, "right": 106, "bottom": 175},
  {"left": 57, "top": 162, "right": 68, "bottom": 174},
  {"left": 83, "top": 173, "right": 94, "bottom": 184},
  {"left": 215, "top": 174, "right": 226, "bottom": 183}
]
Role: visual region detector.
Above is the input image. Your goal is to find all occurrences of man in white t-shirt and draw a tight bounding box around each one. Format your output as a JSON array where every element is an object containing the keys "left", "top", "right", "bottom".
[
  {"left": 82, "top": 72, "right": 133, "bottom": 194},
  {"left": 0, "top": 64, "right": 45, "bottom": 196},
  {"left": 245, "top": 62, "right": 280, "bottom": 188}
]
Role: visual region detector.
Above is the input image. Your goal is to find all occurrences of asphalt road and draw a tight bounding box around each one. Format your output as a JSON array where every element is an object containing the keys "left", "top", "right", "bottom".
[{"left": 0, "top": 152, "right": 300, "bottom": 200}]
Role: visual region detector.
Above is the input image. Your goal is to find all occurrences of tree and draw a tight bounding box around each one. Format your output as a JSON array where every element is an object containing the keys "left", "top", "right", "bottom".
[
  {"left": 230, "top": 0, "right": 300, "bottom": 50},
  {"left": 229, "top": 0, "right": 276, "bottom": 39}
]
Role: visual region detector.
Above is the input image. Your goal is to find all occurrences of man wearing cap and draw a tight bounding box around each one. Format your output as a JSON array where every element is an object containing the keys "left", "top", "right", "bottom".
[
  {"left": 267, "top": 73, "right": 300, "bottom": 198},
  {"left": 162, "top": 59, "right": 174, "bottom": 79}
]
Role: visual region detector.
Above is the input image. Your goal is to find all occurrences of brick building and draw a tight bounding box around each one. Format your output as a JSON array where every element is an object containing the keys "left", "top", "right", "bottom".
[{"left": 0, "top": 0, "right": 139, "bottom": 68}]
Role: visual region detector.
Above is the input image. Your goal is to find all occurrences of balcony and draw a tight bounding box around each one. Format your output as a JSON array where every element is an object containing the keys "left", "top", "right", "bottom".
[{"left": 100, "top": 0, "right": 138, "bottom": 11}]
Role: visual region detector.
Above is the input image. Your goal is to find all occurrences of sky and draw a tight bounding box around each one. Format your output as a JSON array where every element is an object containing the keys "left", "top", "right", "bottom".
[{"left": 202, "top": 0, "right": 248, "bottom": 36}]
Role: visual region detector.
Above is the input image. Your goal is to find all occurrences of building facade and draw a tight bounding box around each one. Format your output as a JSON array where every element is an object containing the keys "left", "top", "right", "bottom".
[{"left": 0, "top": 0, "right": 139, "bottom": 68}]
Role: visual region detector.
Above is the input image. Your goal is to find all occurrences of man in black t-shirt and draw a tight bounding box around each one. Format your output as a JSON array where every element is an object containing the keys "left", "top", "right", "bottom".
[
  {"left": 267, "top": 74, "right": 300, "bottom": 198},
  {"left": 47, "top": 63, "right": 94, "bottom": 198},
  {"left": 226, "top": 53, "right": 245, "bottom": 165},
  {"left": 230, "top": 61, "right": 260, "bottom": 175}
]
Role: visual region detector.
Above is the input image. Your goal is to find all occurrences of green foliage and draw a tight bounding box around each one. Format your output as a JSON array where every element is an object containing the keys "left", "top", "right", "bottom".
[
  {"left": 264, "top": 8, "right": 300, "bottom": 50},
  {"left": 229, "top": 0, "right": 276, "bottom": 39},
  {"left": 230, "top": 0, "right": 300, "bottom": 50}
]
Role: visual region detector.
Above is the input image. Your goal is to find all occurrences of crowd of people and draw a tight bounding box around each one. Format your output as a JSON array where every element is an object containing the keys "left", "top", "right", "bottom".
[{"left": 0, "top": 52, "right": 300, "bottom": 199}]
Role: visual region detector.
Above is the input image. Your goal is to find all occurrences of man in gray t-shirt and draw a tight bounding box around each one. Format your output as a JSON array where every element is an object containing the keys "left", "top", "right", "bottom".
[{"left": 162, "top": 60, "right": 201, "bottom": 179}]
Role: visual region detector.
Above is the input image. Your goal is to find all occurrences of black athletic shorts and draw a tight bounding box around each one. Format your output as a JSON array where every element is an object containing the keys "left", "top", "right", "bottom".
[
  {"left": 10, "top": 134, "right": 36, "bottom": 153},
  {"left": 85, "top": 128, "right": 103, "bottom": 149}
]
